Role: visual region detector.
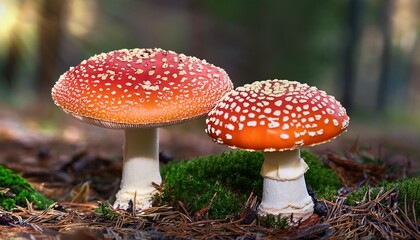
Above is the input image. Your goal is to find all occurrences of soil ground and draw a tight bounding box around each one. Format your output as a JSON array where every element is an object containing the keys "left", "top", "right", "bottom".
[{"left": 0, "top": 106, "right": 419, "bottom": 239}]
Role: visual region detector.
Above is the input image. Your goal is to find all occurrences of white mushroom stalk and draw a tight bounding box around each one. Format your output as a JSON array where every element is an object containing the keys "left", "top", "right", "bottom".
[
  {"left": 259, "top": 149, "right": 313, "bottom": 221},
  {"left": 113, "top": 128, "right": 161, "bottom": 210}
]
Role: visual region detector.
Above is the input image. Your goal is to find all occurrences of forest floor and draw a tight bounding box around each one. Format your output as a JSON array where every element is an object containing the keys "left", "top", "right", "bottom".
[{"left": 0, "top": 106, "right": 419, "bottom": 239}]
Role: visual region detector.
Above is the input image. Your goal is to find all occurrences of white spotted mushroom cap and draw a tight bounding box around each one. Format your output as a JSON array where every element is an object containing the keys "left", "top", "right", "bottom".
[
  {"left": 206, "top": 79, "right": 349, "bottom": 151},
  {"left": 52, "top": 48, "right": 233, "bottom": 128}
]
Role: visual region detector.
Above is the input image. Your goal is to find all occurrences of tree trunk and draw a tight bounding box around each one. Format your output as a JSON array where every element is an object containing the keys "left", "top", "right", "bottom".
[
  {"left": 342, "top": 0, "right": 364, "bottom": 114},
  {"left": 1, "top": 0, "right": 29, "bottom": 91},
  {"left": 37, "top": 0, "right": 66, "bottom": 106},
  {"left": 376, "top": 0, "right": 394, "bottom": 113}
]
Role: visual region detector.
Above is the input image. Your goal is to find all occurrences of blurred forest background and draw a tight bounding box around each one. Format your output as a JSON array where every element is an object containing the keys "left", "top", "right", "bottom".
[{"left": 0, "top": 0, "right": 419, "bottom": 169}]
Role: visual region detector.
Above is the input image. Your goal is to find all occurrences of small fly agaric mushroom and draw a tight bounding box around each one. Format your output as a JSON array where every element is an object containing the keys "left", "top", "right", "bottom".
[
  {"left": 52, "top": 48, "right": 233, "bottom": 210},
  {"left": 206, "top": 79, "right": 349, "bottom": 222}
]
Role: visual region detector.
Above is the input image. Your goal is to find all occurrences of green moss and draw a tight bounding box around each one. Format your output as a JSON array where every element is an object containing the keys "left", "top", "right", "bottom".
[
  {"left": 257, "top": 214, "right": 289, "bottom": 229},
  {"left": 346, "top": 177, "right": 420, "bottom": 219},
  {"left": 301, "top": 150, "right": 342, "bottom": 200},
  {"left": 0, "top": 165, "right": 53, "bottom": 210},
  {"left": 161, "top": 150, "right": 341, "bottom": 219},
  {"left": 161, "top": 151, "right": 261, "bottom": 219}
]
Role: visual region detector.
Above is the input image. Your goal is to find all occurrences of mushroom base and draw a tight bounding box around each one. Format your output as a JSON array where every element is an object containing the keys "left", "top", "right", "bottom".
[
  {"left": 113, "top": 188, "right": 159, "bottom": 210},
  {"left": 258, "top": 176, "right": 314, "bottom": 223}
]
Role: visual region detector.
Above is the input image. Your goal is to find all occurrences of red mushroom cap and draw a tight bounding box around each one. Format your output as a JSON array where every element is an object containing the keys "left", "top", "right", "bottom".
[
  {"left": 52, "top": 48, "right": 233, "bottom": 128},
  {"left": 206, "top": 79, "right": 349, "bottom": 151}
]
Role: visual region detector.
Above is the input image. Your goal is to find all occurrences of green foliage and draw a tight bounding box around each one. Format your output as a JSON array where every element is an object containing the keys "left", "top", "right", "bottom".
[
  {"left": 161, "top": 150, "right": 341, "bottom": 219},
  {"left": 257, "top": 214, "right": 289, "bottom": 229},
  {"left": 0, "top": 165, "right": 53, "bottom": 210},
  {"left": 95, "top": 201, "right": 118, "bottom": 220},
  {"left": 202, "top": 1, "right": 346, "bottom": 85},
  {"left": 346, "top": 177, "right": 420, "bottom": 219},
  {"left": 302, "top": 150, "right": 342, "bottom": 200}
]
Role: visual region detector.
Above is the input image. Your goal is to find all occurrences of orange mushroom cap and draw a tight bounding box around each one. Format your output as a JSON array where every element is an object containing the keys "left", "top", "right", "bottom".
[
  {"left": 52, "top": 48, "right": 233, "bottom": 128},
  {"left": 206, "top": 79, "right": 349, "bottom": 151}
]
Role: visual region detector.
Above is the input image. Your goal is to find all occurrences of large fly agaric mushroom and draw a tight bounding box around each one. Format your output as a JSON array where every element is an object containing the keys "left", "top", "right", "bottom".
[
  {"left": 52, "top": 48, "right": 233, "bottom": 210},
  {"left": 206, "top": 79, "right": 349, "bottom": 222}
]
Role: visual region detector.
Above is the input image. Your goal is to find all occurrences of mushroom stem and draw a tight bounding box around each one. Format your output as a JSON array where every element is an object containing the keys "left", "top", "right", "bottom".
[
  {"left": 113, "top": 128, "right": 162, "bottom": 210},
  {"left": 258, "top": 149, "right": 314, "bottom": 222}
]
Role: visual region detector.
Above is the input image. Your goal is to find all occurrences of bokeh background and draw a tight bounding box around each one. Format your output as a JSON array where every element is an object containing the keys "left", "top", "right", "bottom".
[{"left": 0, "top": 0, "right": 419, "bottom": 171}]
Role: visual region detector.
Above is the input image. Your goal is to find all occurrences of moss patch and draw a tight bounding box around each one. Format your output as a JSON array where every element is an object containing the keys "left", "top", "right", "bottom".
[
  {"left": 0, "top": 165, "right": 53, "bottom": 210},
  {"left": 161, "top": 150, "right": 341, "bottom": 219},
  {"left": 346, "top": 177, "right": 420, "bottom": 219},
  {"left": 301, "top": 150, "right": 342, "bottom": 200}
]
